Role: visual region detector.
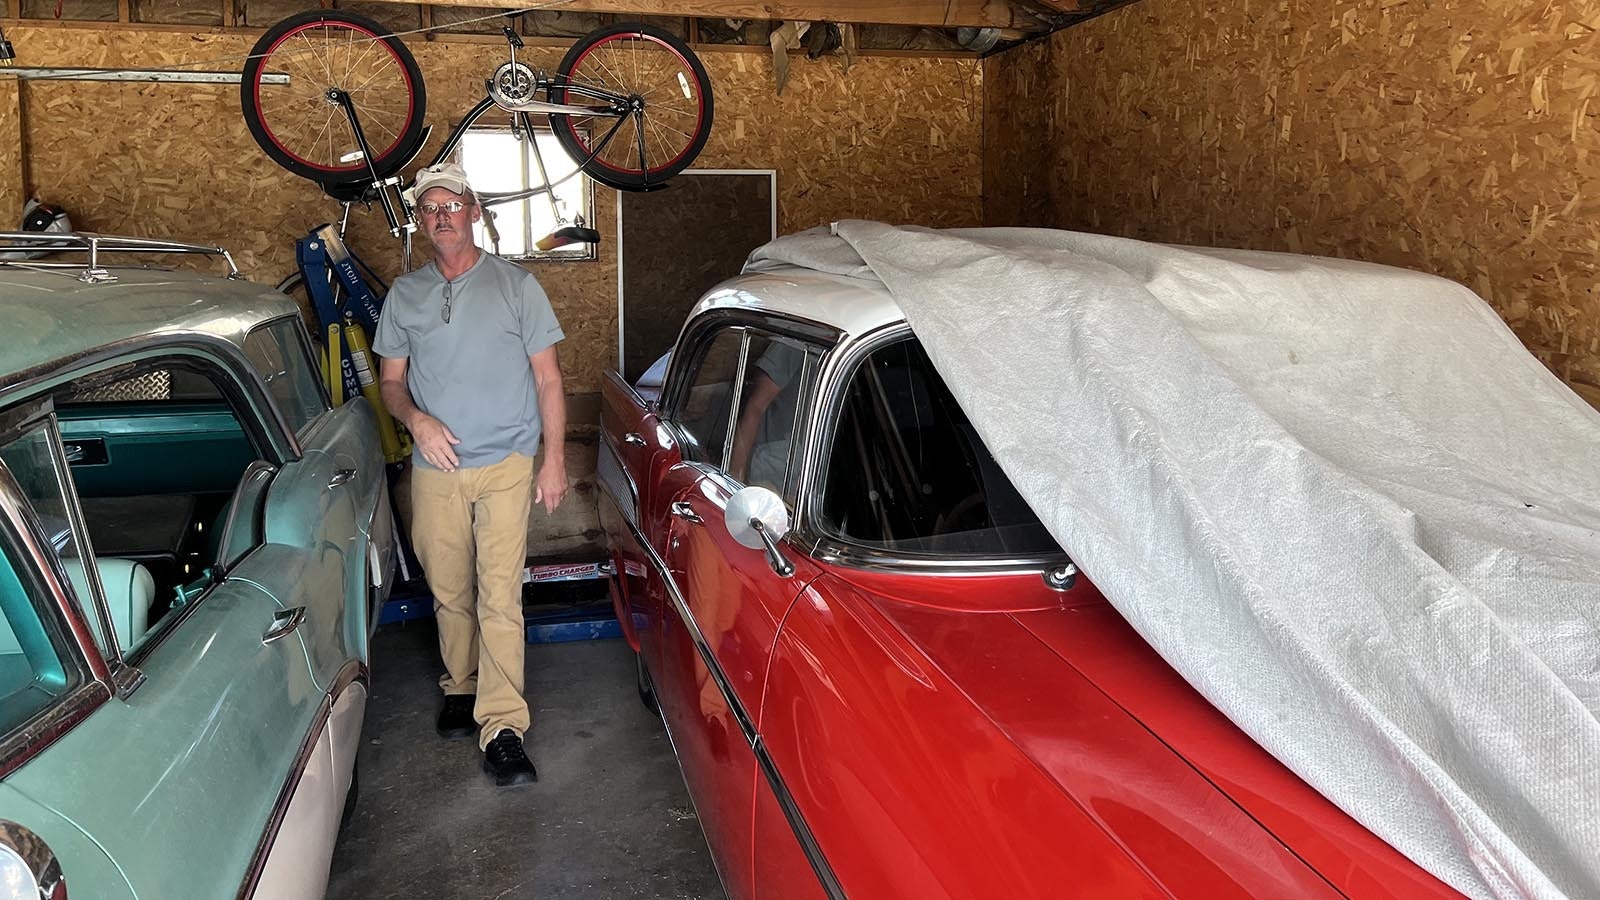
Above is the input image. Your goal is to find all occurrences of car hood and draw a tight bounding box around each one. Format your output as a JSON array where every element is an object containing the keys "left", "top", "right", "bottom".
[{"left": 836, "top": 569, "right": 1458, "bottom": 898}]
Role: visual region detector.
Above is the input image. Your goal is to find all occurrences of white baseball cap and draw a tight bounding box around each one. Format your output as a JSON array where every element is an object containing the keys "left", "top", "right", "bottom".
[{"left": 411, "top": 162, "right": 474, "bottom": 199}]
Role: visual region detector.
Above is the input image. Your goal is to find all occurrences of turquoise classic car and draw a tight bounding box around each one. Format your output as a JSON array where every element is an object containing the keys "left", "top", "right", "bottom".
[{"left": 0, "top": 236, "right": 395, "bottom": 899}]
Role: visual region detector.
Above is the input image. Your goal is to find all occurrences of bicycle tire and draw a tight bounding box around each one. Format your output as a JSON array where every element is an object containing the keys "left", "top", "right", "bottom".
[
  {"left": 241, "top": 10, "right": 428, "bottom": 185},
  {"left": 549, "top": 23, "right": 714, "bottom": 192}
]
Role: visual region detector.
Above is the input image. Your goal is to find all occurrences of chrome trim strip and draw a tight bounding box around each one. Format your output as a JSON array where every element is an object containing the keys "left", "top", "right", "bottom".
[
  {"left": 235, "top": 658, "right": 369, "bottom": 900},
  {"left": 0, "top": 682, "right": 110, "bottom": 780},
  {"left": 40, "top": 412, "right": 124, "bottom": 663},
  {"left": 720, "top": 331, "right": 753, "bottom": 467},
  {"left": 634, "top": 657, "right": 738, "bottom": 900},
  {"left": 625, "top": 516, "right": 846, "bottom": 899},
  {"left": 0, "top": 442, "right": 109, "bottom": 684}
]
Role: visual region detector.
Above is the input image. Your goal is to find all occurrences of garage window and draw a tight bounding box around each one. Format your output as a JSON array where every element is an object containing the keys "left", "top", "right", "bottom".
[{"left": 458, "top": 127, "right": 595, "bottom": 260}]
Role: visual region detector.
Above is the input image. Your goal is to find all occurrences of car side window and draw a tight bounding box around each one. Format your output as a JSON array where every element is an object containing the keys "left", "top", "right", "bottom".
[
  {"left": 672, "top": 328, "right": 744, "bottom": 467},
  {"left": 54, "top": 356, "right": 276, "bottom": 659},
  {"left": 0, "top": 462, "right": 89, "bottom": 736},
  {"left": 817, "top": 337, "right": 1061, "bottom": 557},
  {"left": 727, "top": 334, "right": 812, "bottom": 494},
  {"left": 244, "top": 318, "right": 328, "bottom": 437},
  {"left": 0, "top": 419, "right": 114, "bottom": 656}
]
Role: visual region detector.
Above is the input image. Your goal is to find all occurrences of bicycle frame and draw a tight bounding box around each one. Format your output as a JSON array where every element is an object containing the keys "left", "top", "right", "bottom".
[{"left": 338, "top": 25, "right": 642, "bottom": 253}]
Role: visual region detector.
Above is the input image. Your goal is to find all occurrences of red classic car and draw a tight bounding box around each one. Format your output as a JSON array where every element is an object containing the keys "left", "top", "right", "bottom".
[{"left": 597, "top": 265, "right": 1464, "bottom": 899}]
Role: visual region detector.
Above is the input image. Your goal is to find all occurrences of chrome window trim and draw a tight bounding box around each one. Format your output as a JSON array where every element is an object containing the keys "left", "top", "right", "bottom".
[
  {"left": 0, "top": 450, "right": 112, "bottom": 778},
  {"left": 791, "top": 325, "right": 1074, "bottom": 574},
  {"left": 658, "top": 311, "right": 839, "bottom": 507},
  {"left": 235, "top": 658, "right": 369, "bottom": 900},
  {"left": 242, "top": 315, "right": 333, "bottom": 440},
  {"left": 624, "top": 514, "right": 846, "bottom": 899},
  {"left": 0, "top": 402, "right": 117, "bottom": 675},
  {"left": 38, "top": 413, "right": 124, "bottom": 663},
  {"left": 720, "top": 331, "right": 753, "bottom": 469},
  {"left": 0, "top": 681, "right": 110, "bottom": 781},
  {"left": 0, "top": 332, "right": 304, "bottom": 465},
  {"left": 659, "top": 310, "right": 842, "bottom": 429}
]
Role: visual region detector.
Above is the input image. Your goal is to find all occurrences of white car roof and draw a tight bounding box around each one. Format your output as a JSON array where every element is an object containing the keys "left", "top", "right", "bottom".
[{"left": 689, "top": 264, "right": 905, "bottom": 340}]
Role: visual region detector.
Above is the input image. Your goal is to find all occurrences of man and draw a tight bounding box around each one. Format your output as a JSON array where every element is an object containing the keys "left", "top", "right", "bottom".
[{"left": 374, "top": 162, "right": 568, "bottom": 787}]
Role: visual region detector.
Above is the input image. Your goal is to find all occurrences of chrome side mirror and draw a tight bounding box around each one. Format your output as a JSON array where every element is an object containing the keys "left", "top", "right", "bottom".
[
  {"left": 0, "top": 820, "right": 65, "bottom": 899},
  {"left": 725, "top": 486, "right": 794, "bottom": 578}
]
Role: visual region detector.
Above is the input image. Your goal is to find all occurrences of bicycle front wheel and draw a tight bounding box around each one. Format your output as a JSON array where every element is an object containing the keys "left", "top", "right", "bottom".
[
  {"left": 550, "top": 24, "right": 714, "bottom": 192},
  {"left": 241, "top": 10, "right": 427, "bottom": 184}
]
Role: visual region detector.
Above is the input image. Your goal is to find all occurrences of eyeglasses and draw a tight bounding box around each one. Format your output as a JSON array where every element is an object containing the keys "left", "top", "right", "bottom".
[
  {"left": 418, "top": 200, "right": 467, "bottom": 216},
  {"left": 441, "top": 281, "right": 453, "bottom": 324}
]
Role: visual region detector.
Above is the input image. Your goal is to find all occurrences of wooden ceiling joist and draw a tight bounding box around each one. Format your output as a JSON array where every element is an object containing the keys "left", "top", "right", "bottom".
[{"left": 414, "top": 0, "right": 1051, "bottom": 30}]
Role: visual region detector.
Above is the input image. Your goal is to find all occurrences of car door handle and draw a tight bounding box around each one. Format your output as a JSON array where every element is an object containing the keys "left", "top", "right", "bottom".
[
  {"left": 623, "top": 432, "right": 647, "bottom": 447},
  {"left": 262, "top": 606, "right": 307, "bottom": 645},
  {"left": 670, "top": 501, "right": 704, "bottom": 524},
  {"left": 328, "top": 468, "right": 357, "bottom": 488}
]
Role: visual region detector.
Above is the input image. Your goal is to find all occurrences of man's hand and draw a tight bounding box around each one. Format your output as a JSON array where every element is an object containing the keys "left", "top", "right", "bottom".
[
  {"left": 535, "top": 460, "right": 568, "bottom": 514},
  {"left": 410, "top": 413, "right": 461, "bottom": 471}
]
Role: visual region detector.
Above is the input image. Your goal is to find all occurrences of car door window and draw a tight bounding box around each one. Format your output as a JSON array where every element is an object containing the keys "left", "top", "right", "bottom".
[
  {"left": 817, "top": 336, "right": 1060, "bottom": 556},
  {"left": 727, "top": 334, "right": 812, "bottom": 494},
  {"left": 53, "top": 356, "right": 276, "bottom": 659},
  {"left": 673, "top": 329, "right": 744, "bottom": 467},
  {"left": 0, "top": 479, "right": 88, "bottom": 735},
  {"left": 0, "top": 419, "right": 113, "bottom": 656},
  {"left": 244, "top": 318, "right": 328, "bottom": 437}
]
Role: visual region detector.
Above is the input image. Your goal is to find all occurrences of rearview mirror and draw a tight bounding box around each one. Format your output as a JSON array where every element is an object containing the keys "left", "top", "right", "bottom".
[{"left": 725, "top": 486, "right": 793, "bottom": 577}]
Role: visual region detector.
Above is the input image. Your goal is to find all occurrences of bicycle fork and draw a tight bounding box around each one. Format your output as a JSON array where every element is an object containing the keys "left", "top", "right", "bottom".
[{"left": 329, "top": 88, "right": 415, "bottom": 239}]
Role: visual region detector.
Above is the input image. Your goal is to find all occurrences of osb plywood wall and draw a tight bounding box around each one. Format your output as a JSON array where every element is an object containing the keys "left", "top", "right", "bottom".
[
  {"left": 12, "top": 24, "right": 980, "bottom": 554},
  {"left": 11, "top": 24, "right": 982, "bottom": 399},
  {"left": 983, "top": 0, "right": 1600, "bottom": 410}
]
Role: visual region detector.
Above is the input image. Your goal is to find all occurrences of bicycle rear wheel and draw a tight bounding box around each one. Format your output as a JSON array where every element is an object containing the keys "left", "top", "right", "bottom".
[
  {"left": 550, "top": 24, "right": 714, "bottom": 192},
  {"left": 242, "top": 11, "right": 427, "bottom": 184}
]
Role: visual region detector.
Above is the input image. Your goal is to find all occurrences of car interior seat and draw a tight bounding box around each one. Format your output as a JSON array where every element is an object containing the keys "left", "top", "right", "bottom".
[{"left": 62, "top": 557, "right": 155, "bottom": 650}]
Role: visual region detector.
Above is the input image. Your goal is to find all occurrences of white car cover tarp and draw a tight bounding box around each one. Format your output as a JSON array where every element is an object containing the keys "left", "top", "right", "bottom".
[{"left": 745, "top": 222, "right": 1600, "bottom": 900}]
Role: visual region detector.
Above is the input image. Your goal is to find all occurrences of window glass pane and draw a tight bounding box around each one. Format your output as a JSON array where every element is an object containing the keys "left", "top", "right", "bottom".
[
  {"left": 245, "top": 319, "right": 328, "bottom": 435},
  {"left": 674, "top": 329, "right": 743, "bottom": 467},
  {"left": 459, "top": 128, "right": 594, "bottom": 260},
  {"left": 0, "top": 421, "right": 112, "bottom": 655},
  {"left": 728, "top": 335, "right": 810, "bottom": 493},
  {"left": 0, "top": 510, "right": 85, "bottom": 736},
  {"left": 818, "top": 338, "right": 1060, "bottom": 556}
]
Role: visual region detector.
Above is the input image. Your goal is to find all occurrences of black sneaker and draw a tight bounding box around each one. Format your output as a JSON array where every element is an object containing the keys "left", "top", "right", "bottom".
[
  {"left": 482, "top": 728, "right": 538, "bottom": 787},
  {"left": 436, "top": 693, "right": 476, "bottom": 740}
]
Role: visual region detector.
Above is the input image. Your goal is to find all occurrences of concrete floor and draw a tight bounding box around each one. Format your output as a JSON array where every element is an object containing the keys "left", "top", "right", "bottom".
[{"left": 327, "top": 621, "right": 726, "bottom": 900}]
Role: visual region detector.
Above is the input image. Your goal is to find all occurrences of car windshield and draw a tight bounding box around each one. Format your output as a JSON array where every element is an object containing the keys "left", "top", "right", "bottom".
[{"left": 817, "top": 337, "right": 1061, "bottom": 557}]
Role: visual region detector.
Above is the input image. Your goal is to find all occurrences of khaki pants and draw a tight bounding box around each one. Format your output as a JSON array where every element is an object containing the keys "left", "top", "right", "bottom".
[{"left": 410, "top": 452, "right": 534, "bottom": 749}]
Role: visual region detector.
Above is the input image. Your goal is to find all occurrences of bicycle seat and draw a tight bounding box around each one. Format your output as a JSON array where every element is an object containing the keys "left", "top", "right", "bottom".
[{"left": 535, "top": 225, "right": 602, "bottom": 250}]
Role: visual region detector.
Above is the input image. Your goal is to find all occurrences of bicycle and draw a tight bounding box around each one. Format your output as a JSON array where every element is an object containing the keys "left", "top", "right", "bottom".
[
  {"left": 239, "top": 10, "right": 715, "bottom": 252},
  {"left": 239, "top": 11, "right": 714, "bottom": 461}
]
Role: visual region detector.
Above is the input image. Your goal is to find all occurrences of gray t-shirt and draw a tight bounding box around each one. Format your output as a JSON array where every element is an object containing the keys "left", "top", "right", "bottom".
[{"left": 373, "top": 252, "right": 564, "bottom": 469}]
